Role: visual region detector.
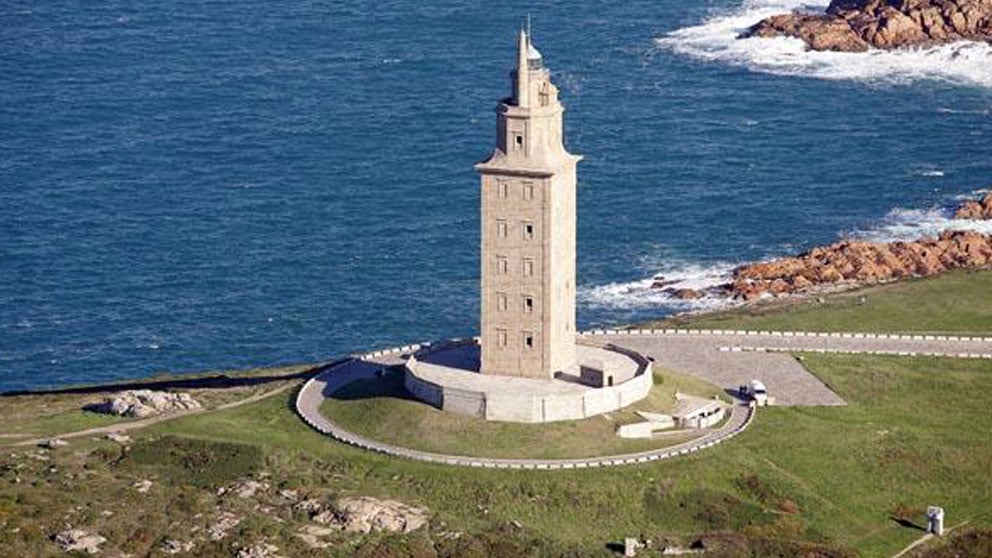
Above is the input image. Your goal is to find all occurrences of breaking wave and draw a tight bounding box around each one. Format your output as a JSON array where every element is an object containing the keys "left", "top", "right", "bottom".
[
  {"left": 656, "top": 0, "right": 992, "bottom": 88},
  {"left": 580, "top": 190, "right": 991, "bottom": 314},
  {"left": 578, "top": 262, "right": 739, "bottom": 313},
  {"left": 849, "top": 192, "right": 992, "bottom": 242}
]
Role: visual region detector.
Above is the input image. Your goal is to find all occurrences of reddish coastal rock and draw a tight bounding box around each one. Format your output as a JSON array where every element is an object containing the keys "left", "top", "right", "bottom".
[
  {"left": 954, "top": 192, "right": 992, "bottom": 219},
  {"left": 742, "top": 0, "right": 992, "bottom": 52},
  {"left": 728, "top": 230, "right": 992, "bottom": 300}
]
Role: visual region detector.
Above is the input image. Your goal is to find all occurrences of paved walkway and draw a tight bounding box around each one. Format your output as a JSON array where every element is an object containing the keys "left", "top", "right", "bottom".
[
  {"left": 295, "top": 357, "right": 754, "bottom": 470},
  {"left": 593, "top": 331, "right": 992, "bottom": 406},
  {"left": 295, "top": 329, "right": 991, "bottom": 468}
]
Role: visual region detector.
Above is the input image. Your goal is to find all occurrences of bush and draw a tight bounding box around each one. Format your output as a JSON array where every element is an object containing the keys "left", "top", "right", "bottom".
[{"left": 124, "top": 435, "right": 263, "bottom": 488}]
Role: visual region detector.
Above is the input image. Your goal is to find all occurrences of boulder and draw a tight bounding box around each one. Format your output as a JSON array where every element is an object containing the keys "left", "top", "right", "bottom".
[
  {"left": 954, "top": 192, "right": 992, "bottom": 220},
  {"left": 53, "top": 529, "right": 107, "bottom": 555},
  {"left": 208, "top": 511, "right": 241, "bottom": 541},
  {"left": 104, "top": 432, "right": 131, "bottom": 444},
  {"left": 91, "top": 390, "right": 201, "bottom": 418},
  {"left": 322, "top": 497, "right": 428, "bottom": 534},
  {"left": 161, "top": 539, "right": 195, "bottom": 555},
  {"left": 741, "top": 0, "right": 992, "bottom": 51},
  {"left": 236, "top": 543, "right": 282, "bottom": 558},
  {"left": 724, "top": 231, "right": 992, "bottom": 299}
]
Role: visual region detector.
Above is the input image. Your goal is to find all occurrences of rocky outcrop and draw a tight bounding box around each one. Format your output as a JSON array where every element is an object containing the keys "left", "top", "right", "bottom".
[
  {"left": 90, "top": 390, "right": 201, "bottom": 418},
  {"left": 53, "top": 529, "right": 107, "bottom": 555},
  {"left": 955, "top": 192, "right": 992, "bottom": 219},
  {"left": 728, "top": 230, "right": 992, "bottom": 299},
  {"left": 314, "top": 497, "right": 428, "bottom": 534},
  {"left": 742, "top": 0, "right": 992, "bottom": 51}
]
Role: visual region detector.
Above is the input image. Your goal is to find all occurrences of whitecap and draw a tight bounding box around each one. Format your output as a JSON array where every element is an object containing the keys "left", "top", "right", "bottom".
[
  {"left": 848, "top": 205, "right": 992, "bottom": 242},
  {"left": 656, "top": 0, "right": 992, "bottom": 88},
  {"left": 578, "top": 262, "right": 739, "bottom": 312},
  {"left": 919, "top": 170, "right": 945, "bottom": 177}
]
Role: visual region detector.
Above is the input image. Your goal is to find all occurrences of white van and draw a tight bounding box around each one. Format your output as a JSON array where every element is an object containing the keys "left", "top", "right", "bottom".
[{"left": 747, "top": 380, "right": 768, "bottom": 406}]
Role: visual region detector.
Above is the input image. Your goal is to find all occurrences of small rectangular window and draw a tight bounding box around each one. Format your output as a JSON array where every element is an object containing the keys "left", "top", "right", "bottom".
[
  {"left": 497, "top": 256, "right": 508, "bottom": 275},
  {"left": 498, "top": 180, "right": 508, "bottom": 199},
  {"left": 523, "top": 296, "right": 534, "bottom": 313},
  {"left": 523, "top": 258, "right": 534, "bottom": 277},
  {"left": 523, "top": 182, "right": 534, "bottom": 200},
  {"left": 497, "top": 220, "right": 508, "bottom": 238},
  {"left": 497, "top": 329, "right": 508, "bottom": 347},
  {"left": 522, "top": 222, "right": 534, "bottom": 240},
  {"left": 523, "top": 332, "right": 534, "bottom": 349},
  {"left": 497, "top": 292, "right": 508, "bottom": 311},
  {"left": 514, "top": 135, "right": 524, "bottom": 150}
]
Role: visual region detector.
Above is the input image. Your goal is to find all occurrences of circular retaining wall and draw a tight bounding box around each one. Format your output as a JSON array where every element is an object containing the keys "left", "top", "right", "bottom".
[{"left": 404, "top": 339, "right": 654, "bottom": 423}]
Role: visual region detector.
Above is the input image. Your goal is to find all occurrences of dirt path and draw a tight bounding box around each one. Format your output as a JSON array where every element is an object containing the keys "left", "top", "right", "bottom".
[
  {"left": 891, "top": 521, "right": 969, "bottom": 558},
  {"left": 10, "top": 381, "right": 300, "bottom": 448}
]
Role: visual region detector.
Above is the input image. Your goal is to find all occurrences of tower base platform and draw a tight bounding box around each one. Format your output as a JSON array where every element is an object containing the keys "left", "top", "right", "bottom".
[{"left": 404, "top": 339, "right": 653, "bottom": 423}]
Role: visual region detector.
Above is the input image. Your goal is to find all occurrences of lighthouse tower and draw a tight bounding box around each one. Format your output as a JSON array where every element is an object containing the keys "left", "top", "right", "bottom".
[{"left": 475, "top": 29, "right": 582, "bottom": 379}]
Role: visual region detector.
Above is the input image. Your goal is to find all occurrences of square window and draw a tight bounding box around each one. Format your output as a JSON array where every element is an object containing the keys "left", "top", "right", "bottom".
[{"left": 523, "top": 222, "right": 534, "bottom": 240}]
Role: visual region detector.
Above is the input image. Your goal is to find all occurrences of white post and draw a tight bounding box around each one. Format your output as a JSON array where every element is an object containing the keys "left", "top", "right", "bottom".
[{"left": 926, "top": 506, "right": 944, "bottom": 536}]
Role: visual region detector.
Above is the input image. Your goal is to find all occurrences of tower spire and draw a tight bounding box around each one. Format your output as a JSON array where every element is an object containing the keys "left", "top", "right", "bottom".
[{"left": 516, "top": 27, "right": 530, "bottom": 108}]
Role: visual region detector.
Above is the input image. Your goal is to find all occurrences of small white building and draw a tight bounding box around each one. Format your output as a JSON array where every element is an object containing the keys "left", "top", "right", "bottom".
[{"left": 671, "top": 393, "right": 726, "bottom": 429}]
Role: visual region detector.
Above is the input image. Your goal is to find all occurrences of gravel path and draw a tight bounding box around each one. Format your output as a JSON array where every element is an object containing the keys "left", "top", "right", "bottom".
[
  {"left": 295, "top": 358, "right": 754, "bottom": 469},
  {"left": 295, "top": 330, "right": 992, "bottom": 468},
  {"left": 595, "top": 331, "right": 992, "bottom": 406}
]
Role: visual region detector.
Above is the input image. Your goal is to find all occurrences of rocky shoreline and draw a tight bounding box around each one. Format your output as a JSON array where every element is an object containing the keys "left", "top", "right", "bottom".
[
  {"left": 741, "top": 0, "right": 992, "bottom": 52},
  {"left": 657, "top": 192, "right": 992, "bottom": 301}
]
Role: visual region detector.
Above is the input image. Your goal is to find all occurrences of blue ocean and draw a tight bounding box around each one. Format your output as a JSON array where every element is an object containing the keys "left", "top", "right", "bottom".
[{"left": 3, "top": 0, "right": 992, "bottom": 391}]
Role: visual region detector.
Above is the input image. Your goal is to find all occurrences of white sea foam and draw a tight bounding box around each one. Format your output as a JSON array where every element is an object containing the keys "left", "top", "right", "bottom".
[
  {"left": 849, "top": 205, "right": 992, "bottom": 242},
  {"left": 656, "top": 0, "right": 992, "bottom": 88},
  {"left": 581, "top": 192, "right": 992, "bottom": 313},
  {"left": 918, "top": 170, "right": 945, "bottom": 177},
  {"left": 578, "top": 262, "right": 739, "bottom": 312}
]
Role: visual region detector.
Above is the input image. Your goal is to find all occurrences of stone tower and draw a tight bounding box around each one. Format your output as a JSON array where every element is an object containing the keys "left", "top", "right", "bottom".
[{"left": 476, "top": 29, "right": 582, "bottom": 379}]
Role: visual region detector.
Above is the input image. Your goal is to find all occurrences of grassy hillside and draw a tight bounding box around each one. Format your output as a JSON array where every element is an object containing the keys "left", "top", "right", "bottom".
[
  {"left": 2, "top": 271, "right": 991, "bottom": 556},
  {"left": 320, "top": 368, "right": 725, "bottom": 459},
  {"left": 650, "top": 270, "right": 992, "bottom": 334},
  {"left": 3, "top": 352, "right": 988, "bottom": 556}
]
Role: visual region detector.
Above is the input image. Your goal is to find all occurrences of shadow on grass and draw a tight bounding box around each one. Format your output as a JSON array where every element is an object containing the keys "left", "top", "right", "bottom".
[
  {"left": 328, "top": 366, "right": 418, "bottom": 402},
  {"left": 890, "top": 515, "right": 928, "bottom": 532},
  {"left": 1, "top": 360, "right": 346, "bottom": 398}
]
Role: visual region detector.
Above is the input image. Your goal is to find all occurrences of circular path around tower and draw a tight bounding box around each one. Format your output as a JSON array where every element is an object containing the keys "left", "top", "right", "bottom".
[{"left": 294, "top": 329, "right": 992, "bottom": 469}]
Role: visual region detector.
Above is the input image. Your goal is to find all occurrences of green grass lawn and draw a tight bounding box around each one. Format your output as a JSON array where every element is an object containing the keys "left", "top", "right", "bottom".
[
  {"left": 0, "top": 363, "right": 315, "bottom": 442},
  {"left": 3, "top": 271, "right": 992, "bottom": 556},
  {"left": 649, "top": 270, "right": 992, "bottom": 335},
  {"left": 318, "top": 368, "right": 726, "bottom": 459},
  {"left": 97, "top": 352, "right": 984, "bottom": 557}
]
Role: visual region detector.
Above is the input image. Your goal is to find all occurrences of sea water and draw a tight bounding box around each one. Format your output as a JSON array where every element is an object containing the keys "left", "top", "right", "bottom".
[{"left": 2, "top": 0, "right": 991, "bottom": 391}]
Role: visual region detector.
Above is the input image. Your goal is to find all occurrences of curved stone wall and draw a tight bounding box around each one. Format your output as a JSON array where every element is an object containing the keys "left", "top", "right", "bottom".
[
  {"left": 404, "top": 341, "right": 653, "bottom": 423},
  {"left": 294, "top": 356, "right": 756, "bottom": 470}
]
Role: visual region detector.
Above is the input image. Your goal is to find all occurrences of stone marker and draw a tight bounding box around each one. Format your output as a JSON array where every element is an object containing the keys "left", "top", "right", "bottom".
[
  {"left": 927, "top": 506, "right": 944, "bottom": 536},
  {"left": 624, "top": 537, "right": 642, "bottom": 557}
]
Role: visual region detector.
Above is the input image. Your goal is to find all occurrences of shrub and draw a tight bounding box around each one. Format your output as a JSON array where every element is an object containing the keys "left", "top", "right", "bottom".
[{"left": 124, "top": 435, "right": 263, "bottom": 488}]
